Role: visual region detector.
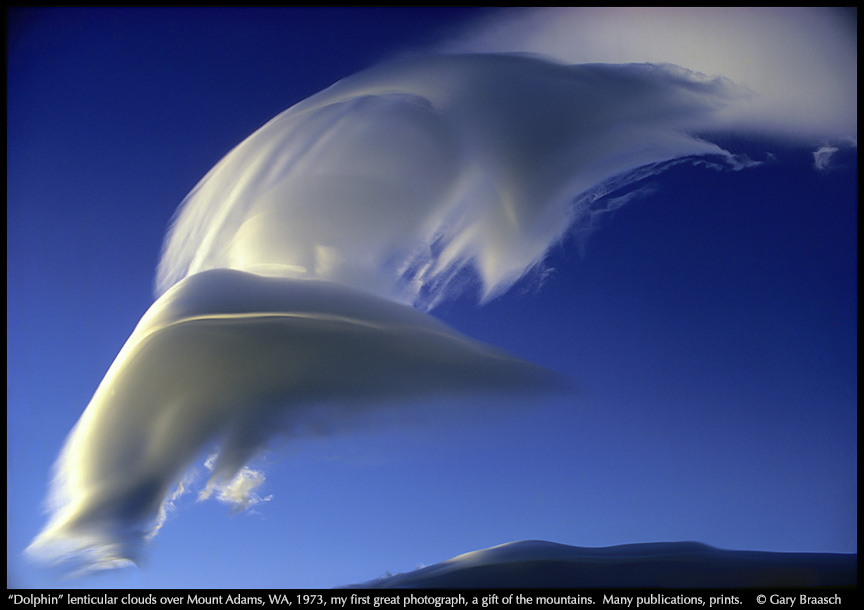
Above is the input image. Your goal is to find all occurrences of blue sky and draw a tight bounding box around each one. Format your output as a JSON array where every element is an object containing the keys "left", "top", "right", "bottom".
[{"left": 7, "top": 8, "right": 856, "bottom": 589}]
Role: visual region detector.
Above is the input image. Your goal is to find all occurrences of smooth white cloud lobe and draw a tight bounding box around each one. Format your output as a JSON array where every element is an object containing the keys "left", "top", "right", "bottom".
[
  {"left": 29, "top": 9, "right": 856, "bottom": 574},
  {"left": 27, "top": 270, "right": 563, "bottom": 572}
]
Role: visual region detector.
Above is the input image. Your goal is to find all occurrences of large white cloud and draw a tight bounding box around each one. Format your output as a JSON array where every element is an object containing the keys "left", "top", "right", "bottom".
[
  {"left": 28, "top": 8, "right": 856, "bottom": 574},
  {"left": 26, "top": 269, "right": 566, "bottom": 573},
  {"left": 157, "top": 55, "right": 746, "bottom": 308}
]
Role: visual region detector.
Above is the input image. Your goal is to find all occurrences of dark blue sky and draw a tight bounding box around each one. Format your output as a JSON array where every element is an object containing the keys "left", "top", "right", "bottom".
[{"left": 7, "top": 7, "right": 856, "bottom": 589}]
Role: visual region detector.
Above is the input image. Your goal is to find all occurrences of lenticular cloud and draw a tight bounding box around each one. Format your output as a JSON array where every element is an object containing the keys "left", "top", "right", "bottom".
[
  {"left": 27, "top": 270, "right": 563, "bottom": 572},
  {"left": 28, "top": 9, "right": 856, "bottom": 574},
  {"left": 157, "top": 55, "right": 743, "bottom": 307}
]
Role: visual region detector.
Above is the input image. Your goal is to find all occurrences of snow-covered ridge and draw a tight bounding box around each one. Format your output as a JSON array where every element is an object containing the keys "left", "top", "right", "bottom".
[{"left": 343, "top": 540, "right": 856, "bottom": 588}]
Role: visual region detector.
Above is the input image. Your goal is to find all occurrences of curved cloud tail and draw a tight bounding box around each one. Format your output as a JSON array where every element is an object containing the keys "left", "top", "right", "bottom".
[{"left": 157, "top": 55, "right": 746, "bottom": 308}]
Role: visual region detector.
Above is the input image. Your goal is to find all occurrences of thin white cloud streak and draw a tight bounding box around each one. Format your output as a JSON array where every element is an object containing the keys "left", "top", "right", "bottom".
[
  {"left": 813, "top": 146, "right": 840, "bottom": 172},
  {"left": 29, "top": 8, "right": 856, "bottom": 575}
]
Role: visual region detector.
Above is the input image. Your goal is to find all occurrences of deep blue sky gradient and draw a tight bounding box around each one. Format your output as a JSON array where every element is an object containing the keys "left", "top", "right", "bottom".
[{"left": 7, "top": 8, "right": 856, "bottom": 589}]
